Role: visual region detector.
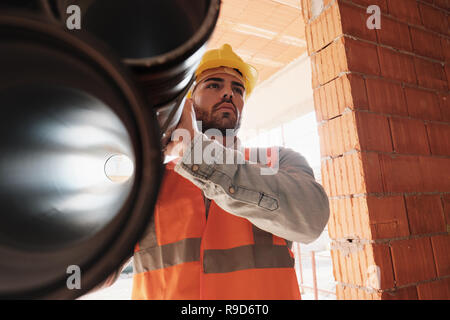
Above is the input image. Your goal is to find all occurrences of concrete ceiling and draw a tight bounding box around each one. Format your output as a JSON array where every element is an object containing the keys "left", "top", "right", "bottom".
[{"left": 206, "top": 0, "right": 307, "bottom": 83}]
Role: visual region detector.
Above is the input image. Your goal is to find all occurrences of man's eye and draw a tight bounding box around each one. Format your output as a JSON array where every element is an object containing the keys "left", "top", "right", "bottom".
[
  {"left": 206, "top": 83, "right": 219, "bottom": 89},
  {"left": 233, "top": 87, "right": 243, "bottom": 95}
]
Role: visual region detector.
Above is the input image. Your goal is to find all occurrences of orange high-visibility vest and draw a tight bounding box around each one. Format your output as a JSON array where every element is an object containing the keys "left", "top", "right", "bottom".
[{"left": 131, "top": 160, "right": 301, "bottom": 300}]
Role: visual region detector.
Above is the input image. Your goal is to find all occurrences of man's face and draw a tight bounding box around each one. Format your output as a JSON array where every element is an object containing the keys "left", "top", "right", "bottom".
[{"left": 192, "top": 72, "right": 245, "bottom": 135}]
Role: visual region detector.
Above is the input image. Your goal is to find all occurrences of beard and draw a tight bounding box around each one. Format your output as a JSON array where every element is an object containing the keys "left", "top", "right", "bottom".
[{"left": 194, "top": 102, "right": 242, "bottom": 136}]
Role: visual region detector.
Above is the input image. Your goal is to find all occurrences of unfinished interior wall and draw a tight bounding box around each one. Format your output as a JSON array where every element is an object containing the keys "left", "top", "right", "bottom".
[{"left": 301, "top": 0, "right": 450, "bottom": 299}]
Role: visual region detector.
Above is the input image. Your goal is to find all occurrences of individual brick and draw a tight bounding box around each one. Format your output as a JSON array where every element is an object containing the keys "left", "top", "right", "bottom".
[
  {"left": 355, "top": 112, "right": 393, "bottom": 152},
  {"left": 322, "top": 158, "right": 332, "bottom": 196},
  {"left": 350, "top": 152, "right": 366, "bottom": 194},
  {"left": 324, "top": 80, "right": 341, "bottom": 120},
  {"left": 326, "top": 1, "right": 341, "bottom": 41},
  {"left": 327, "top": 200, "right": 338, "bottom": 239},
  {"left": 389, "top": 117, "right": 431, "bottom": 155},
  {"left": 328, "top": 116, "right": 339, "bottom": 157},
  {"left": 310, "top": 53, "right": 320, "bottom": 89},
  {"left": 379, "top": 154, "right": 424, "bottom": 193},
  {"left": 387, "top": 0, "right": 422, "bottom": 25},
  {"left": 365, "top": 78, "right": 408, "bottom": 116},
  {"left": 343, "top": 152, "right": 357, "bottom": 195},
  {"left": 339, "top": 1, "right": 377, "bottom": 41},
  {"left": 314, "top": 38, "right": 347, "bottom": 85},
  {"left": 376, "top": 16, "right": 412, "bottom": 52},
  {"left": 417, "top": 278, "right": 450, "bottom": 300},
  {"left": 340, "top": 153, "right": 351, "bottom": 196},
  {"left": 317, "top": 123, "right": 326, "bottom": 157},
  {"left": 418, "top": 156, "right": 450, "bottom": 192},
  {"left": 360, "top": 151, "right": 384, "bottom": 195},
  {"left": 378, "top": 46, "right": 417, "bottom": 84},
  {"left": 419, "top": 2, "right": 450, "bottom": 36},
  {"left": 431, "top": 234, "right": 450, "bottom": 277},
  {"left": 350, "top": 198, "right": 363, "bottom": 239},
  {"left": 323, "top": 120, "right": 332, "bottom": 157},
  {"left": 414, "top": 57, "right": 448, "bottom": 91},
  {"left": 426, "top": 122, "right": 450, "bottom": 156},
  {"left": 345, "top": 197, "right": 357, "bottom": 238},
  {"left": 345, "top": 37, "right": 381, "bottom": 76},
  {"left": 405, "top": 194, "right": 446, "bottom": 235},
  {"left": 404, "top": 86, "right": 442, "bottom": 121},
  {"left": 352, "top": 196, "right": 372, "bottom": 239},
  {"left": 333, "top": 156, "right": 345, "bottom": 196},
  {"left": 371, "top": 243, "right": 395, "bottom": 290},
  {"left": 313, "top": 87, "right": 323, "bottom": 122},
  {"left": 441, "top": 36, "right": 450, "bottom": 62},
  {"left": 410, "top": 26, "right": 444, "bottom": 61},
  {"left": 342, "top": 199, "right": 356, "bottom": 239},
  {"left": 341, "top": 111, "right": 359, "bottom": 153},
  {"left": 322, "top": 38, "right": 334, "bottom": 83},
  {"left": 340, "top": 74, "right": 369, "bottom": 111},
  {"left": 314, "top": 85, "right": 326, "bottom": 122},
  {"left": 330, "top": 0, "right": 344, "bottom": 40},
  {"left": 367, "top": 195, "right": 410, "bottom": 239},
  {"left": 318, "top": 7, "right": 330, "bottom": 49},
  {"left": 335, "top": 75, "right": 349, "bottom": 115},
  {"left": 390, "top": 237, "right": 437, "bottom": 286},
  {"left": 310, "top": 11, "right": 325, "bottom": 52},
  {"left": 328, "top": 157, "right": 339, "bottom": 197},
  {"left": 333, "top": 198, "right": 344, "bottom": 239},
  {"left": 321, "top": 159, "right": 332, "bottom": 196}
]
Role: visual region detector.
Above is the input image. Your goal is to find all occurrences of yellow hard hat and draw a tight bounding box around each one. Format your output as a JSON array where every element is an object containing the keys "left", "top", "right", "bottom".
[{"left": 188, "top": 44, "right": 258, "bottom": 100}]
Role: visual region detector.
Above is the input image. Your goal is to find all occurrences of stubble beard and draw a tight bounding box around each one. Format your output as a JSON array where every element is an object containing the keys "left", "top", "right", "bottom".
[{"left": 194, "top": 105, "right": 241, "bottom": 137}]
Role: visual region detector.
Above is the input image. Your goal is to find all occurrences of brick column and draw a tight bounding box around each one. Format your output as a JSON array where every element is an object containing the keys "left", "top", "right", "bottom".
[{"left": 301, "top": 0, "right": 450, "bottom": 299}]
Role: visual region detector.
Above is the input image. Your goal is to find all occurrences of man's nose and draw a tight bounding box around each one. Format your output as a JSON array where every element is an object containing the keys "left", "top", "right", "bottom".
[{"left": 221, "top": 85, "right": 233, "bottom": 99}]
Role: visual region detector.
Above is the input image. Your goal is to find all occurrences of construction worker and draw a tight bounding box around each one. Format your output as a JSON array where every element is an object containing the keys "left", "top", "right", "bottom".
[{"left": 99, "top": 44, "right": 330, "bottom": 300}]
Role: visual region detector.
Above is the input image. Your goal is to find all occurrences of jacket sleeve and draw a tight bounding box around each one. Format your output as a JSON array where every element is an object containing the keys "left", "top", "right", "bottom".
[{"left": 174, "top": 133, "right": 330, "bottom": 244}]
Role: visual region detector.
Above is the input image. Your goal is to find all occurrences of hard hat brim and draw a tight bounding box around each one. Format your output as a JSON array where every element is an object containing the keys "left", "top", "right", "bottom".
[{"left": 195, "top": 58, "right": 258, "bottom": 99}]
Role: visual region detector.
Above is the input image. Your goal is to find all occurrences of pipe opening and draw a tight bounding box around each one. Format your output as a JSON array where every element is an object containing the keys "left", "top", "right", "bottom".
[
  {"left": 0, "top": 85, "right": 135, "bottom": 251},
  {"left": 57, "top": 0, "right": 209, "bottom": 60}
]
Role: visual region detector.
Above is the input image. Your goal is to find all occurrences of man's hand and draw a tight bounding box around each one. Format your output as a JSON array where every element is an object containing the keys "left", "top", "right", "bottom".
[{"left": 164, "top": 98, "right": 200, "bottom": 159}]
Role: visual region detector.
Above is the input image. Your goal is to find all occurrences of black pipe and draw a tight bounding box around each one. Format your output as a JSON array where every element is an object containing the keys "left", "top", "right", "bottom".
[
  {"left": 43, "top": 0, "right": 221, "bottom": 147},
  {"left": 0, "top": 13, "right": 163, "bottom": 299},
  {"left": 0, "top": 0, "right": 221, "bottom": 299}
]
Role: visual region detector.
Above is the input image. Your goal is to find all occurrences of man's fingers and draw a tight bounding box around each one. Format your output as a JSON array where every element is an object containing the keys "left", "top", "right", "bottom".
[{"left": 182, "top": 98, "right": 194, "bottom": 118}]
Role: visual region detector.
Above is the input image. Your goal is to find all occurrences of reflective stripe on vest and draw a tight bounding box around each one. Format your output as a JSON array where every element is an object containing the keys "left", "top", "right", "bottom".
[
  {"left": 203, "top": 225, "right": 294, "bottom": 273},
  {"left": 134, "top": 238, "right": 201, "bottom": 273},
  {"left": 203, "top": 244, "right": 294, "bottom": 273},
  {"left": 134, "top": 223, "right": 293, "bottom": 274}
]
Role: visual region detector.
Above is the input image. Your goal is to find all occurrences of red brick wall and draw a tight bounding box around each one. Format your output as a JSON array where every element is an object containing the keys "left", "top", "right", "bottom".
[{"left": 301, "top": 0, "right": 450, "bottom": 299}]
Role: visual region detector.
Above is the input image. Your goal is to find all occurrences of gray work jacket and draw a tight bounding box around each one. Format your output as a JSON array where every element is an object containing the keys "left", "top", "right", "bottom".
[{"left": 175, "top": 132, "right": 330, "bottom": 245}]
